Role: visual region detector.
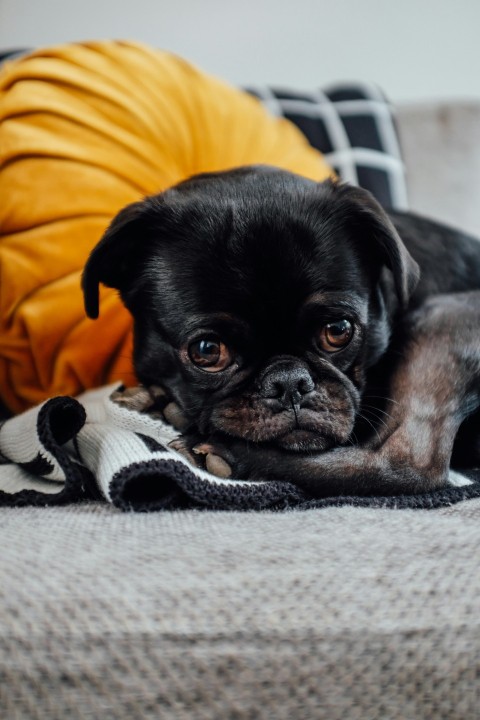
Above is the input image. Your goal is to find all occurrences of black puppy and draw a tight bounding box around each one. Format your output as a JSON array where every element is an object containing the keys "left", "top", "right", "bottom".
[{"left": 82, "top": 166, "right": 480, "bottom": 495}]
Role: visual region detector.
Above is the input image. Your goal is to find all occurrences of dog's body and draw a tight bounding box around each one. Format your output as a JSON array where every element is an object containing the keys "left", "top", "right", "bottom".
[{"left": 83, "top": 166, "right": 480, "bottom": 495}]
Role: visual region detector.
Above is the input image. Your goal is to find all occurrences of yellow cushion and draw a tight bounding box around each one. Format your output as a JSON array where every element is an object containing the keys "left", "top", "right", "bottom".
[{"left": 0, "top": 40, "right": 332, "bottom": 413}]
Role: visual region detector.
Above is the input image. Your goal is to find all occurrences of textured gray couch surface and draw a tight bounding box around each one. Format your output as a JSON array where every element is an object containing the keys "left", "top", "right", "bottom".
[
  {"left": 1, "top": 101, "right": 480, "bottom": 719},
  {"left": 2, "top": 501, "right": 479, "bottom": 720}
]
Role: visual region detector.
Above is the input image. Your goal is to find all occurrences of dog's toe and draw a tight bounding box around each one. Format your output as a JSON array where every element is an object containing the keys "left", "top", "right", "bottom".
[
  {"left": 192, "top": 441, "right": 233, "bottom": 478},
  {"left": 168, "top": 437, "right": 203, "bottom": 467},
  {"left": 205, "top": 453, "right": 232, "bottom": 478},
  {"left": 162, "top": 402, "right": 190, "bottom": 431}
]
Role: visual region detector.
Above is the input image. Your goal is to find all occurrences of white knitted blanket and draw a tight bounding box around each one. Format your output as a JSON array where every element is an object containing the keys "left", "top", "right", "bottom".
[{"left": 0, "top": 384, "right": 479, "bottom": 511}]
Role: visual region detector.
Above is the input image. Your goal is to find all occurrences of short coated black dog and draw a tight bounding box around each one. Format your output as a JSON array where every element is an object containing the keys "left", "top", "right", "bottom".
[{"left": 82, "top": 166, "right": 480, "bottom": 496}]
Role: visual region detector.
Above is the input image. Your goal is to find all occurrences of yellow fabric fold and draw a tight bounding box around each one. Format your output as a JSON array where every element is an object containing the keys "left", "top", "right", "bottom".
[{"left": 0, "top": 40, "right": 332, "bottom": 413}]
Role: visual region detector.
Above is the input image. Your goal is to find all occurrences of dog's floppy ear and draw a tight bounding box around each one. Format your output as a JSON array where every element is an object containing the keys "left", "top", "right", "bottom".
[
  {"left": 82, "top": 200, "right": 150, "bottom": 319},
  {"left": 332, "top": 182, "right": 420, "bottom": 308}
]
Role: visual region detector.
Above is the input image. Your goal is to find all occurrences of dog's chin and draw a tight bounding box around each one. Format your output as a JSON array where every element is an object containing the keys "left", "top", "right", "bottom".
[{"left": 274, "top": 429, "right": 335, "bottom": 452}]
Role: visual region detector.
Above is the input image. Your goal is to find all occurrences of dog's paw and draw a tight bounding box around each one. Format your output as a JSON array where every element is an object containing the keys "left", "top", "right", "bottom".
[
  {"left": 167, "top": 435, "right": 237, "bottom": 478},
  {"left": 111, "top": 385, "right": 157, "bottom": 413},
  {"left": 193, "top": 437, "right": 283, "bottom": 480},
  {"left": 168, "top": 437, "right": 203, "bottom": 467},
  {"left": 111, "top": 384, "right": 191, "bottom": 432},
  {"left": 168, "top": 434, "right": 258, "bottom": 479},
  {"left": 191, "top": 442, "right": 234, "bottom": 478},
  {"left": 161, "top": 401, "right": 190, "bottom": 432},
  {"left": 109, "top": 382, "right": 187, "bottom": 431}
]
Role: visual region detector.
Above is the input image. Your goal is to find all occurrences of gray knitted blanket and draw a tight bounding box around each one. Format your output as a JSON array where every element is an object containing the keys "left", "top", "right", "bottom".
[{"left": 0, "top": 384, "right": 479, "bottom": 511}]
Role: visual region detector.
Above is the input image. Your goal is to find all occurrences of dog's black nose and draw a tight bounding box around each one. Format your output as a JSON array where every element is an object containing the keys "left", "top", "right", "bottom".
[{"left": 259, "top": 362, "right": 315, "bottom": 408}]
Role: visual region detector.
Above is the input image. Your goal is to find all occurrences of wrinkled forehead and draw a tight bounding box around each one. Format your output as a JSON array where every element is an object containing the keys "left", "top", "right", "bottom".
[
  {"left": 145, "top": 215, "right": 372, "bottom": 340},
  {"left": 173, "top": 290, "right": 369, "bottom": 335}
]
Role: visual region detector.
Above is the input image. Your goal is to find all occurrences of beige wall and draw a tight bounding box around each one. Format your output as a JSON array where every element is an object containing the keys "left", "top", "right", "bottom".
[{"left": 1, "top": 0, "right": 480, "bottom": 103}]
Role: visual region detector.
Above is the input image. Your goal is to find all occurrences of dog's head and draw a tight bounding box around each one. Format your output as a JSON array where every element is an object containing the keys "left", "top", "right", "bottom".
[{"left": 83, "top": 166, "right": 419, "bottom": 451}]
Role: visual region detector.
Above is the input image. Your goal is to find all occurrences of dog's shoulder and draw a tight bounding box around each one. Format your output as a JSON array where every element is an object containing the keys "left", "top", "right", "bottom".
[{"left": 387, "top": 210, "right": 480, "bottom": 300}]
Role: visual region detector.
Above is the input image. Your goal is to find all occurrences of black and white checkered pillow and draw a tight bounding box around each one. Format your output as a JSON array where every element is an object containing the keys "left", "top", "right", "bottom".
[{"left": 246, "top": 83, "right": 408, "bottom": 211}]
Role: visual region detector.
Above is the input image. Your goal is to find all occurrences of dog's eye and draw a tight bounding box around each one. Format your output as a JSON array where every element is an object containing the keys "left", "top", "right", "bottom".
[
  {"left": 188, "top": 337, "right": 232, "bottom": 372},
  {"left": 318, "top": 319, "right": 353, "bottom": 352}
]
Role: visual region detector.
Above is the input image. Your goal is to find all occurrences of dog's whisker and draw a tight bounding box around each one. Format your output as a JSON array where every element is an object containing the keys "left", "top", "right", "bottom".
[
  {"left": 360, "top": 415, "right": 389, "bottom": 434},
  {"left": 346, "top": 431, "right": 359, "bottom": 448},
  {"left": 362, "top": 394, "right": 400, "bottom": 406},
  {"left": 361, "top": 405, "right": 394, "bottom": 425},
  {"left": 356, "top": 413, "right": 382, "bottom": 443},
  {"left": 363, "top": 404, "right": 394, "bottom": 419},
  {"left": 360, "top": 411, "right": 389, "bottom": 433}
]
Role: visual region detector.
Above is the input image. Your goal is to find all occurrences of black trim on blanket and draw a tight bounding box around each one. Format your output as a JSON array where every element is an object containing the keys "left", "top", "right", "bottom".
[
  {"left": 108, "top": 456, "right": 480, "bottom": 512},
  {"left": 109, "top": 458, "right": 311, "bottom": 512},
  {"left": 0, "top": 397, "right": 95, "bottom": 507},
  {"left": 109, "top": 459, "right": 194, "bottom": 511},
  {"left": 0, "top": 424, "right": 8, "bottom": 463},
  {"left": 18, "top": 452, "right": 54, "bottom": 476},
  {"left": 134, "top": 433, "right": 169, "bottom": 453},
  {"left": 301, "top": 471, "right": 480, "bottom": 511}
]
